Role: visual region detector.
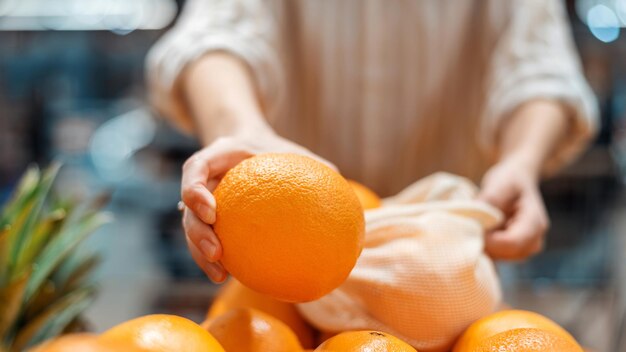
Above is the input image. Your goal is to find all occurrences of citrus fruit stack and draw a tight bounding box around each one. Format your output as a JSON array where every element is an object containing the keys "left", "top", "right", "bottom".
[
  {"left": 204, "top": 279, "right": 315, "bottom": 348},
  {"left": 347, "top": 180, "right": 382, "bottom": 209},
  {"left": 31, "top": 314, "right": 224, "bottom": 352},
  {"left": 212, "top": 153, "right": 365, "bottom": 302},
  {"left": 453, "top": 310, "right": 583, "bottom": 352},
  {"left": 315, "top": 330, "right": 417, "bottom": 351}
]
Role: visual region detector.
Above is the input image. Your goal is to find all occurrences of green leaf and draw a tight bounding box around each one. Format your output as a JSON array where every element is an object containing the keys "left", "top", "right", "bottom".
[
  {"left": 0, "top": 271, "right": 29, "bottom": 346},
  {"left": 23, "top": 211, "right": 111, "bottom": 303},
  {"left": 0, "top": 166, "right": 40, "bottom": 229},
  {"left": 24, "top": 254, "right": 99, "bottom": 320},
  {"left": 54, "top": 254, "right": 100, "bottom": 294},
  {"left": 11, "top": 287, "right": 94, "bottom": 351},
  {"left": 10, "top": 163, "right": 61, "bottom": 279},
  {"left": 14, "top": 209, "right": 67, "bottom": 277}
]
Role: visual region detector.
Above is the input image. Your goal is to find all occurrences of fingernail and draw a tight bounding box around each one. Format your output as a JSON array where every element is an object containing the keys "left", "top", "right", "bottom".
[
  {"left": 198, "top": 204, "right": 215, "bottom": 223},
  {"left": 207, "top": 193, "right": 217, "bottom": 210},
  {"left": 205, "top": 264, "right": 224, "bottom": 283},
  {"left": 199, "top": 239, "right": 217, "bottom": 261}
]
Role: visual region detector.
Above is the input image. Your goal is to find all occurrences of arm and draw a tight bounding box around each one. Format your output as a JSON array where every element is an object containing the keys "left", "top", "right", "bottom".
[
  {"left": 478, "top": 100, "right": 570, "bottom": 259},
  {"left": 179, "top": 53, "right": 335, "bottom": 282},
  {"left": 182, "top": 53, "right": 271, "bottom": 144},
  {"left": 477, "top": 0, "right": 598, "bottom": 260},
  {"left": 147, "top": 0, "right": 337, "bottom": 282},
  {"left": 497, "top": 100, "right": 570, "bottom": 176}
]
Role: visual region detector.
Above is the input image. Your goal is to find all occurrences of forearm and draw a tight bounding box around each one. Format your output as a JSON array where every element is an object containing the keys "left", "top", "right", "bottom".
[
  {"left": 497, "top": 99, "right": 571, "bottom": 178},
  {"left": 182, "top": 52, "right": 272, "bottom": 145}
]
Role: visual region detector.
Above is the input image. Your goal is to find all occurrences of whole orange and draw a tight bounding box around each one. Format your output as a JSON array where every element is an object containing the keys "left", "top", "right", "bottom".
[
  {"left": 315, "top": 330, "right": 417, "bottom": 352},
  {"left": 213, "top": 153, "right": 365, "bottom": 302},
  {"left": 30, "top": 334, "right": 146, "bottom": 352},
  {"left": 474, "top": 328, "right": 583, "bottom": 352},
  {"left": 347, "top": 180, "right": 382, "bottom": 209},
  {"left": 99, "top": 314, "right": 224, "bottom": 352},
  {"left": 206, "top": 279, "right": 315, "bottom": 348},
  {"left": 207, "top": 308, "right": 303, "bottom": 352},
  {"left": 453, "top": 310, "right": 576, "bottom": 352}
]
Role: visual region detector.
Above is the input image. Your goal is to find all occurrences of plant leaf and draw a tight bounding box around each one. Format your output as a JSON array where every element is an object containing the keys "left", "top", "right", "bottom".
[
  {"left": 0, "top": 166, "right": 40, "bottom": 229},
  {"left": 10, "top": 163, "right": 61, "bottom": 279},
  {"left": 0, "top": 271, "right": 29, "bottom": 346},
  {"left": 14, "top": 208, "right": 67, "bottom": 277},
  {"left": 23, "top": 211, "right": 111, "bottom": 303},
  {"left": 11, "top": 287, "right": 94, "bottom": 351}
]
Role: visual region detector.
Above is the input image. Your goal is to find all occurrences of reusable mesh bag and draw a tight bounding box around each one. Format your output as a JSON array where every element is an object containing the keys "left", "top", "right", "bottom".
[{"left": 298, "top": 173, "right": 503, "bottom": 351}]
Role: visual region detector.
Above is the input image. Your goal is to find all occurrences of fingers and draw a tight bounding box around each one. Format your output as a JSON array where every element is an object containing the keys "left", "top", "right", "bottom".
[
  {"left": 186, "top": 236, "right": 227, "bottom": 283},
  {"left": 485, "top": 193, "right": 548, "bottom": 260},
  {"left": 181, "top": 151, "right": 218, "bottom": 224},
  {"left": 181, "top": 142, "right": 251, "bottom": 224},
  {"left": 477, "top": 176, "right": 519, "bottom": 212},
  {"left": 183, "top": 208, "right": 223, "bottom": 262}
]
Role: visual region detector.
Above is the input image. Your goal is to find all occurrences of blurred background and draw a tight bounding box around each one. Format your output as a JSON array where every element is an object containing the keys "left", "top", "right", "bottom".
[{"left": 0, "top": 0, "right": 625, "bottom": 351}]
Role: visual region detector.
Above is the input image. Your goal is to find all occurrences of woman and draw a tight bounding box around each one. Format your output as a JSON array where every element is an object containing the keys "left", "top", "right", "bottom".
[{"left": 147, "top": 0, "right": 597, "bottom": 282}]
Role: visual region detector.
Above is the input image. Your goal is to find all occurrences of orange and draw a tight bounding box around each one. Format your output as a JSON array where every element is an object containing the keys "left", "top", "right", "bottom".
[
  {"left": 474, "top": 328, "right": 583, "bottom": 352},
  {"left": 315, "top": 330, "right": 417, "bottom": 351},
  {"left": 453, "top": 309, "right": 576, "bottom": 352},
  {"left": 99, "top": 314, "right": 224, "bottom": 351},
  {"left": 213, "top": 153, "right": 365, "bottom": 302},
  {"left": 206, "top": 279, "right": 315, "bottom": 348},
  {"left": 348, "top": 180, "right": 382, "bottom": 209},
  {"left": 30, "top": 334, "right": 146, "bottom": 352},
  {"left": 207, "top": 308, "right": 303, "bottom": 352}
]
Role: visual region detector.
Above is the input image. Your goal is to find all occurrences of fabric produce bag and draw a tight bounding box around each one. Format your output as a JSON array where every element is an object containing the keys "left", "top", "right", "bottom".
[{"left": 298, "top": 172, "right": 503, "bottom": 352}]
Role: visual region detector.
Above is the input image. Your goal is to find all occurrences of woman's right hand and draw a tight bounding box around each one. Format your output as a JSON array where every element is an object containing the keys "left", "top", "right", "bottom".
[{"left": 180, "top": 130, "right": 336, "bottom": 283}]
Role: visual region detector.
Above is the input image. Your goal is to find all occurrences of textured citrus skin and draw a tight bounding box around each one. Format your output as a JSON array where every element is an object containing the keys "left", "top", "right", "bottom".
[
  {"left": 315, "top": 330, "right": 417, "bottom": 352},
  {"left": 30, "top": 334, "right": 147, "bottom": 352},
  {"left": 453, "top": 310, "right": 577, "bottom": 352},
  {"left": 99, "top": 314, "right": 224, "bottom": 352},
  {"left": 474, "top": 328, "right": 583, "bottom": 352},
  {"left": 213, "top": 153, "right": 365, "bottom": 302},
  {"left": 206, "top": 279, "right": 315, "bottom": 348},
  {"left": 347, "top": 180, "right": 382, "bottom": 210},
  {"left": 208, "top": 308, "right": 303, "bottom": 352}
]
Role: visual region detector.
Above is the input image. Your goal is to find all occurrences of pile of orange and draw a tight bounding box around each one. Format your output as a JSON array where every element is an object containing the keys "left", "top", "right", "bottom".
[
  {"left": 453, "top": 310, "right": 583, "bottom": 352},
  {"left": 31, "top": 154, "right": 585, "bottom": 352},
  {"left": 31, "top": 315, "right": 224, "bottom": 352}
]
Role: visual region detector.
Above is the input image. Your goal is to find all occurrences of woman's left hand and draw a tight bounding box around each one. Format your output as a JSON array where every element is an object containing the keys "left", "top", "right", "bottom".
[{"left": 477, "top": 155, "right": 549, "bottom": 260}]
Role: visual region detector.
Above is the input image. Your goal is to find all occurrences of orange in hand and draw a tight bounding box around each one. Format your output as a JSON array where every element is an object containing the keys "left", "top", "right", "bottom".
[{"left": 213, "top": 153, "right": 365, "bottom": 302}]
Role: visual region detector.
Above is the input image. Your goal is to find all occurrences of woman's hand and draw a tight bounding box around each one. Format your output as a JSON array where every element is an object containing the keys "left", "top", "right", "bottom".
[
  {"left": 478, "top": 155, "right": 549, "bottom": 260},
  {"left": 181, "top": 131, "right": 336, "bottom": 283}
]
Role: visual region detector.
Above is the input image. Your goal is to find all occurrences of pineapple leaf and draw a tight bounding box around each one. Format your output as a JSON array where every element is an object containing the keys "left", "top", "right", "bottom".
[
  {"left": 23, "top": 211, "right": 111, "bottom": 303},
  {"left": 11, "top": 287, "right": 95, "bottom": 351},
  {"left": 14, "top": 208, "right": 67, "bottom": 281},
  {"left": 0, "top": 166, "right": 40, "bottom": 230},
  {"left": 0, "top": 271, "right": 29, "bottom": 346},
  {"left": 9, "top": 163, "right": 61, "bottom": 279},
  {"left": 54, "top": 254, "right": 101, "bottom": 294},
  {"left": 24, "top": 254, "right": 100, "bottom": 321}
]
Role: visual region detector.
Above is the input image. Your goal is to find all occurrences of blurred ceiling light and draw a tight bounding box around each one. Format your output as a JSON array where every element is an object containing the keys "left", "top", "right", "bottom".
[
  {"left": 90, "top": 109, "right": 157, "bottom": 182},
  {"left": 587, "top": 4, "right": 621, "bottom": 43},
  {"left": 0, "top": 0, "right": 176, "bottom": 33}
]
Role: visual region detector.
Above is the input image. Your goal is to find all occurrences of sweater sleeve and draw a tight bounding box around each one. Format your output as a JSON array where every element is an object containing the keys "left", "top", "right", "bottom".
[
  {"left": 145, "top": 0, "right": 284, "bottom": 133},
  {"left": 481, "top": 0, "right": 599, "bottom": 173}
]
